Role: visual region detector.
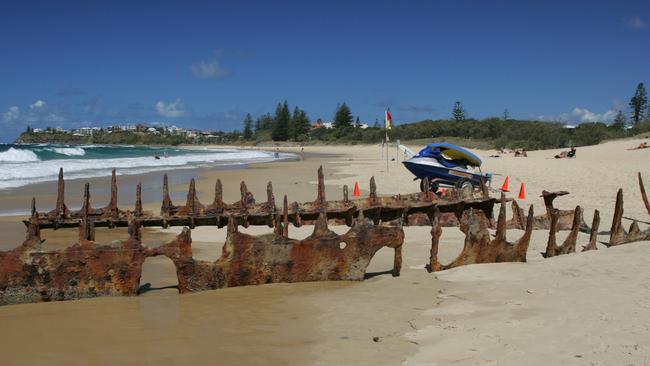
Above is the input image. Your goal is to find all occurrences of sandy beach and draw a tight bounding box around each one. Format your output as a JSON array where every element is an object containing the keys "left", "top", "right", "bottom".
[{"left": 1, "top": 138, "right": 650, "bottom": 365}]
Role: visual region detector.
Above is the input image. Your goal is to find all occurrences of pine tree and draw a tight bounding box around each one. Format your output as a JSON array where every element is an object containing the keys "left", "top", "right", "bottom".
[
  {"left": 502, "top": 108, "right": 510, "bottom": 121},
  {"left": 612, "top": 110, "right": 627, "bottom": 130},
  {"left": 243, "top": 113, "right": 253, "bottom": 139},
  {"left": 629, "top": 82, "right": 647, "bottom": 125},
  {"left": 355, "top": 116, "right": 360, "bottom": 127},
  {"left": 291, "top": 106, "right": 311, "bottom": 141},
  {"left": 271, "top": 101, "right": 291, "bottom": 141},
  {"left": 333, "top": 102, "right": 354, "bottom": 129},
  {"left": 452, "top": 101, "right": 466, "bottom": 122}
]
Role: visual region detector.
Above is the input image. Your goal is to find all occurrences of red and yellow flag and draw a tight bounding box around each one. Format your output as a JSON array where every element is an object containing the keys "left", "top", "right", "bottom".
[{"left": 385, "top": 109, "right": 392, "bottom": 130}]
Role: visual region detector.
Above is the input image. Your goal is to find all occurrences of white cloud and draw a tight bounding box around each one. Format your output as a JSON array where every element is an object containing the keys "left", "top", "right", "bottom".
[
  {"left": 625, "top": 16, "right": 647, "bottom": 29},
  {"left": 569, "top": 107, "right": 617, "bottom": 123},
  {"left": 538, "top": 107, "right": 618, "bottom": 124},
  {"left": 190, "top": 50, "right": 229, "bottom": 79},
  {"left": 155, "top": 99, "right": 186, "bottom": 118},
  {"left": 2, "top": 106, "right": 20, "bottom": 122},
  {"left": 29, "top": 100, "right": 46, "bottom": 109}
]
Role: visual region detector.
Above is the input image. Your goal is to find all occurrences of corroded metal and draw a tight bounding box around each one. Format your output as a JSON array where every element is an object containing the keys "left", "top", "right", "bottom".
[
  {"left": 1, "top": 197, "right": 404, "bottom": 305},
  {"left": 543, "top": 206, "right": 582, "bottom": 257},
  {"left": 427, "top": 194, "right": 534, "bottom": 272},
  {"left": 608, "top": 188, "right": 650, "bottom": 246},
  {"left": 506, "top": 190, "right": 587, "bottom": 231},
  {"left": 582, "top": 210, "right": 600, "bottom": 252},
  {"left": 26, "top": 166, "right": 496, "bottom": 230}
]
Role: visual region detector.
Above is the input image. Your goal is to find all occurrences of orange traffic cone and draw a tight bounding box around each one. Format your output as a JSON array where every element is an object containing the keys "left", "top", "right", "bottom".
[
  {"left": 353, "top": 181, "right": 360, "bottom": 197},
  {"left": 518, "top": 182, "right": 526, "bottom": 200},
  {"left": 501, "top": 176, "right": 510, "bottom": 192}
]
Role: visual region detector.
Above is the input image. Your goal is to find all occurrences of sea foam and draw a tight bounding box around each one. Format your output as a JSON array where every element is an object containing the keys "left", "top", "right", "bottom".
[
  {"left": 0, "top": 148, "right": 279, "bottom": 189},
  {"left": 0, "top": 148, "right": 40, "bottom": 162}
]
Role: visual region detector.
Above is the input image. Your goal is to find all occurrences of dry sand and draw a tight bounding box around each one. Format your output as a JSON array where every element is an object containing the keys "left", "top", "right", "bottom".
[{"left": 1, "top": 138, "right": 650, "bottom": 365}]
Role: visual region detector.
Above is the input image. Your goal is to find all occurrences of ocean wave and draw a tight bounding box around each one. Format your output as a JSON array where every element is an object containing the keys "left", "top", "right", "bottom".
[
  {"left": 45, "top": 147, "right": 86, "bottom": 156},
  {"left": 0, "top": 148, "right": 40, "bottom": 162},
  {"left": 0, "top": 149, "right": 283, "bottom": 189}
]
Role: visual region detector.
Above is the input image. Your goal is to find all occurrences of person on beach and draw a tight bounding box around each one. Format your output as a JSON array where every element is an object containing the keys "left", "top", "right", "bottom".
[
  {"left": 274, "top": 148, "right": 280, "bottom": 159},
  {"left": 514, "top": 148, "right": 527, "bottom": 157},
  {"left": 299, "top": 147, "right": 305, "bottom": 161},
  {"left": 554, "top": 146, "right": 576, "bottom": 159},
  {"left": 628, "top": 142, "right": 649, "bottom": 150}
]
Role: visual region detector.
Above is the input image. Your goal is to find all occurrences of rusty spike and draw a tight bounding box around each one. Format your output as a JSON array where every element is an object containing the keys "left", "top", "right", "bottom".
[
  {"left": 312, "top": 211, "right": 330, "bottom": 236},
  {"left": 26, "top": 199, "right": 41, "bottom": 242},
  {"left": 583, "top": 210, "right": 600, "bottom": 251},
  {"left": 282, "top": 195, "right": 289, "bottom": 237},
  {"left": 81, "top": 183, "right": 91, "bottom": 218},
  {"left": 186, "top": 178, "right": 197, "bottom": 213},
  {"left": 422, "top": 177, "right": 430, "bottom": 200},
  {"left": 494, "top": 193, "right": 507, "bottom": 242},
  {"left": 273, "top": 212, "right": 283, "bottom": 236},
  {"left": 639, "top": 173, "right": 650, "bottom": 218},
  {"left": 510, "top": 200, "right": 525, "bottom": 230},
  {"left": 54, "top": 167, "right": 67, "bottom": 217},
  {"left": 515, "top": 205, "right": 535, "bottom": 259},
  {"left": 267, "top": 181, "right": 275, "bottom": 210},
  {"left": 108, "top": 169, "right": 118, "bottom": 210},
  {"left": 369, "top": 176, "right": 377, "bottom": 203},
  {"left": 562, "top": 205, "right": 582, "bottom": 253},
  {"left": 316, "top": 166, "right": 326, "bottom": 205},
  {"left": 30, "top": 197, "right": 36, "bottom": 217},
  {"left": 343, "top": 185, "right": 349, "bottom": 203},
  {"left": 162, "top": 174, "right": 172, "bottom": 215},
  {"left": 428, "top": 208, "right": 442, "bottom": 272},
  {"left": 544, "top": 209, "right": 560, "bottom": 257},
  {"left": 609, "top": 189, "right": 626, "bottom": 246},
  {"left": 135, "top": 182, "right": 143, "bottom": 216},
  {"left": 213, "top": 179, "right": 223, "bottom": 209}
]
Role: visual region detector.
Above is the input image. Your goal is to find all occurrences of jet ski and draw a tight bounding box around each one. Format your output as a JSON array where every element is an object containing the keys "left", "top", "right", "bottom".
[{"left": 402, "top": 142, "right": 491, "bottom": 192}]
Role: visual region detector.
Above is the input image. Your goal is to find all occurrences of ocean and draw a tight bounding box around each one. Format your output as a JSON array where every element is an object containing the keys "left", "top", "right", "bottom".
[{"left": 0, "top": 143, "right": 279, "bottom": 190}]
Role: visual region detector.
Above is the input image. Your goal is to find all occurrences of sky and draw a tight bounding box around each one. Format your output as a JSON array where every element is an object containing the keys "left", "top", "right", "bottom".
[{"left": 1, "top": 0, "right": 649, "bottom": 142}]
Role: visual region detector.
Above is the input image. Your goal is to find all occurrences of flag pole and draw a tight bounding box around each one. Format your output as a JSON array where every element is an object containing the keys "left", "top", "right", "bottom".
[{"left": 385, "top": 130, "right": 389, "bottom": 174}]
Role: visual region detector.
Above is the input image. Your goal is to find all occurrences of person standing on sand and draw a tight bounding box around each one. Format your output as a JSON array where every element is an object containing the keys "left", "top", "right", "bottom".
[
  {"left": 274, "top": 148, "right": 280, "bottom": 159},
  {"left": 299, "top": 147, "right": 305, "bottom": 161}
]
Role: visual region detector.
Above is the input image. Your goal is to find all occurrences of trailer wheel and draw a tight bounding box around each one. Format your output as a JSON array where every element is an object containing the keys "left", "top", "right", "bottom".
[
  {"left": 420, "top": 179, "right": 439, "bottom": 194},
  {"left": 455, "top": 179, "right": 473, "bottom": 190}
]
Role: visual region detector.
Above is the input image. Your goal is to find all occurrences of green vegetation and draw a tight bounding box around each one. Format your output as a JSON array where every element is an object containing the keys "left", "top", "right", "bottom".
[
  {"left": 630, "top": 82, "right": 647, "bottom": 125},
  {"left": 17, "top": 82, "right": 650, "bottom": 150}
]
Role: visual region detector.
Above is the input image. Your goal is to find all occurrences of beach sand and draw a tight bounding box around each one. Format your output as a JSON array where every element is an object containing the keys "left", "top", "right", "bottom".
[{"left": 1, "top": 138, "right": 649, "bottom": 365}]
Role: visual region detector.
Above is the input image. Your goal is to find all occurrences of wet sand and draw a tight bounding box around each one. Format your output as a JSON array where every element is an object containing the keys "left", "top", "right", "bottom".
[{"left": 1, "top": 140, "right": 650, "bottom": 365}]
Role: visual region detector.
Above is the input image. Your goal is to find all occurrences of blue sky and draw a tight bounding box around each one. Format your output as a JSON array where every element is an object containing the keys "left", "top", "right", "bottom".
[{"left": 1, "top": 0, "right": 649, "bottom": 141}]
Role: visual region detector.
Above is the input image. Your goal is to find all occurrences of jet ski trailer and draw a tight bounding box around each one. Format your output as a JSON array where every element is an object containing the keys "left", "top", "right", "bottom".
[{"left": 402, "top": 142, "right": 492, "bottom": 192}]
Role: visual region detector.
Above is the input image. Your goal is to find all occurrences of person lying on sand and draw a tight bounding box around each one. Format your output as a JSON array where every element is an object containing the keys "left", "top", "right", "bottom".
[
  {"left": 554, "top": 147, "right": 576, "bottom": 159},
  {"left": 627, "top": 142, "right": 649, "bottom": 150},
  {"left": 514, "top": 148, "right": 527, "bottom": 157}
]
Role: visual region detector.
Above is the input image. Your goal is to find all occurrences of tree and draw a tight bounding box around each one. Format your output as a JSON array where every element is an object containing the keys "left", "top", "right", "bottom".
[
  {"left": 291, "top": 106, "right": 311, "bottom": 141},
  {"left": 373, "top": 118, "right": 379, "bottom": 128},
  {"left": 629, "top": 82, "right": 647, "bottom": 125},
  {"left": 355, "top": 116, "right": 361, "bottom": 127},
  {"left": 333, "top": 102, "right": 354, "bottom": 129},
  {"left": 612, "top": 110, "right": 627, "bottom": 130},
  {"left": 271, "top": 101, "right": 291, "bottom": 141},
  {"left": 502, "top": 108, "right": 510, "bottom": 121},
  {"left": 243, "top": 113, "right": 253, "bottom": 139},
  {"left": 452, "top": 101, "right": 466, "bottom": 122}
]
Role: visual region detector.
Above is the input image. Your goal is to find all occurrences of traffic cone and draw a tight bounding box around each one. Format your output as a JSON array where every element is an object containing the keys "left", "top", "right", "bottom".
[
  {"left": 518, "top": 182, "right": 526, "bottom": 200},
  {"left": 501, "top": 176, "right": 509, "bottom": 192},
  {"left": 353, "top": 181, "right": 360, "bottom": 197}
]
